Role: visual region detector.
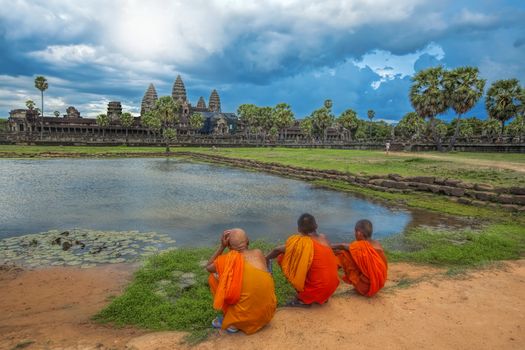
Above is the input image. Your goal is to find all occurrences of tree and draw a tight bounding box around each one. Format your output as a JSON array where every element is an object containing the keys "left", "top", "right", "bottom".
[
  {"left": 482, "top": 119, "right": 501, "bottom": 139},
  {"left": 34, "top": 76, "right": 48, "bottom": 140},
  {"left": 271, "top": 103, "right": 295, "bottom": 141},
  {"left": 485, "top": 79, "right": 522, "bottom": 135},
  {"left": 444, "top": 66, "right": 485, "bottom": 150},
  {"left": 310, "top": 100, "right": 335, "bottom": 142},
  {"left": 189, "top": 112, "right": 204, "bottom": 135},
  {"left": 300, "top": 117, "right": 314, "bottom": 142},
  {"left": 409, "top": 66, "right": 448, "bottom": 151},
  {"left": 395, "top": 112, "right": 426, "bottom": 142},
  {"left": 142, "top": 111, "right": 161, "bottom": 142},
  {"left": 25, "top": 100, "right": 35, "bottom": 110},
  {"left": 53, "top": 110, "right": 60, "bottom": 117},
  {"left": 254, "top": 106, "right": 273, "bottom": 143},
  {"left": 337, "top": 108, "right": 359, "bottom": 141},
  {"left": 237, "top": 104, "right": 258, "bottom": 139},
  {"left": 120, "top": 112, "right": 134, "bottom": 144},
  {"left": 367, "top": 109, "right": 375, "bottom": 140},
  {"left": 155, "top": 96, "right": 180, "bottom": 152},
  {"left": 96, "top": 113, "right": 110, "bottom": 138}
]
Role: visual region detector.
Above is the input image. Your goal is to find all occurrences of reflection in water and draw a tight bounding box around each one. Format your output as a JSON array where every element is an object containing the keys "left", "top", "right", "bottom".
[{"left": 1, "top": 158, "right": 429, "bottom": 246}]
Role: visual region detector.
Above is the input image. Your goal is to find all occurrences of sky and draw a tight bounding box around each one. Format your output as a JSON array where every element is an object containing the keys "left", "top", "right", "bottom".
[{"left": 0, "top": 0, "right": 524, "bottom": 121}]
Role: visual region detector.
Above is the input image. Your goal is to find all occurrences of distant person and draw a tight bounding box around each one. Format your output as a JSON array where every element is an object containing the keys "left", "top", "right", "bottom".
[
  {"left": 266, "top": 214, "right": 339, "bottom": 307},
  {"left": 206, "top": 229, "right": 276, "bottom": 334},
  {"left": 331, "top": 219, "right": 388, "bottom": 297},
  {"left": 385, "top": 141, "right": 391, "bottom": 155}
]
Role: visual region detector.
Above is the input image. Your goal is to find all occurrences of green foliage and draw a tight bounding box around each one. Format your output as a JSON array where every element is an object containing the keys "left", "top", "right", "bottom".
[
  {"left": 310, "top": 102, "right": 335, "bottom": 141},
  {"left": 444, "top": 66, "right": 485, "bottom": 115},
  {"left": 367, "top": 109, "right": 375, "bottom": 121},
  {"left": 25, "top": 100, "right": 35, "bottom": 110},
  {"left": 395, "top": 112, "right": 425, "bottom": 140},
  {"left": 385, "top": 223, "right": 525, "bottom": 266},
  {"left": 271, "top": 103, "right": 295, "bottom": 136},
  {"left": 53, "top": 110, "right": 60, "bottom": 118},
  {"left": 95, "top": 243, "right": 296, "bottom": 339},
  {"left": 120, "top": 112, "right": 135, "bottom": 128},
  {"left": 336, "top": 108, "right": 359, "bottom": 140},
  {"left": 163, "top": 128, "right": 177, "bottom": 141},
  {"left": 155, "top": 96, "right": 180, "bottom": 127},
  {"left": 485, "top": 79, "right": 522, "bottom": 133},
  {"left": 141, "top": 111, "right": 161, "bottom": 131},
  {"left": 96, "top": 113, "right": 110, "bottom": 127},
  {"left": 189, "top": 113, "right": 204, "bottom": 132}
]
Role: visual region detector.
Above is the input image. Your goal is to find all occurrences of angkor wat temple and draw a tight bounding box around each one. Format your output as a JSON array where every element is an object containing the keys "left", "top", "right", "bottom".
[{"left": 7, "top": 75, "right": 239, "bottom": 138}]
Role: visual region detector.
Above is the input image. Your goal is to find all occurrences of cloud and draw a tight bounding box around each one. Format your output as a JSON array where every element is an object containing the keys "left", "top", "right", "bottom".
[{"left": 0, "top": 0, "right": 524, "bottom": 120}]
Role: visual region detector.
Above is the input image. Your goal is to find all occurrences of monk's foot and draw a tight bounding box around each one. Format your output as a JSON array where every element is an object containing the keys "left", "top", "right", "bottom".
[
  {"left": 226, "top": 326, "right": 239, "bottom": 334},
  {"left": 285, "top": 298, "right": 311, "bottom": 308},
  {"left": 212, "top": 316, "right": 223, "bottom": 329}
]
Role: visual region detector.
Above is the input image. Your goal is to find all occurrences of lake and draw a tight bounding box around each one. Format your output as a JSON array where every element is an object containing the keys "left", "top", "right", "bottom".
[{"left": 0, "top": 158, "right": 438, "bottom": 246}]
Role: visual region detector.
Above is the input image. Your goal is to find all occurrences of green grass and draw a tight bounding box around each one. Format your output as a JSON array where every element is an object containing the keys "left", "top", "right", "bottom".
[
  {"left": 179, "top": 147, "right": 525, "bottom": 187},
  {"left": 384, "top": 223, "right": 525, "bottom": 266},
  {"left": 94, "top": 241, "right": 295, "bottom": 342}
]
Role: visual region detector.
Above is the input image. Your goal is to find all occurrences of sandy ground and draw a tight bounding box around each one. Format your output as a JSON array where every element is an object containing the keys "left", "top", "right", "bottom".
[
  {"left": 1, "top": 261, "right": 524, "bottom": 350},
  {"left": 388, "top": 151, "right": 525, "bottom": 173}
]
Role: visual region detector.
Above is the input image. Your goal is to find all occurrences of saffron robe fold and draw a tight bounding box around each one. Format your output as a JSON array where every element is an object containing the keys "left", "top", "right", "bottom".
[
  {"left": 337, "top": 240, "right": 388, "bottom": 297},
  {"left": 279, "top": 235, "right": 339, "bottom": 304},
  {"left": 209, "top": 252, "right": 277, "bottom": 334}
]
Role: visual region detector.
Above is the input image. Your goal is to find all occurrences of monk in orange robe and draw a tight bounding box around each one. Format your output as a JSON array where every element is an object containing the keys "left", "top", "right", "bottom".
[
  {"left": 206, "top": 228, "right": 276, "bottom": 334},
  {"left": 266, "top": 213, "right": 339, "bottom": 306},
  {"left": 332, "top": 219, "right": 388, "bottom": 297}
]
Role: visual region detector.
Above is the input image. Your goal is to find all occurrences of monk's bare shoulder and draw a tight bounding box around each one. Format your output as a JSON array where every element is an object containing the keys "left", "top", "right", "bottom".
[
  {"left": 315, "top": 233, "right": 331, "bottom": 247},
  {"left": 370, "top": 240, "right": 384, "bottom": 249}
]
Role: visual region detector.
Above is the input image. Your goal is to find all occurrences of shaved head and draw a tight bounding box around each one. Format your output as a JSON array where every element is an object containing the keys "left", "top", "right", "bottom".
[{"left": 228, "top": 228, "right": 249, "bottom": 251}]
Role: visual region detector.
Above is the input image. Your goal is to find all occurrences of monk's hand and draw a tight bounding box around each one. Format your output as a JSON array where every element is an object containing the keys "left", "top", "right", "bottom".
[{"left": 220, "top": 230, "right": 231, "bottom": 249}]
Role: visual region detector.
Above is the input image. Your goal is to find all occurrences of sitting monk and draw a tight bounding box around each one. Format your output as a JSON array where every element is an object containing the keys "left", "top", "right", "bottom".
[
  {"left": 206, "top": 228, "right": 276, "bottom": 334},
  {"left": 266, "top": 213, "right": 339, "bottom": 306},
  {"left": 331, "top": 219, "right": 388, "bottom": 297}
]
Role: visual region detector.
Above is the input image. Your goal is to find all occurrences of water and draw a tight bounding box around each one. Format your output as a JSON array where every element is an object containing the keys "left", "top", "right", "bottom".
[{"left": 1, "top": 158, "right": 421, "bottom": 246}]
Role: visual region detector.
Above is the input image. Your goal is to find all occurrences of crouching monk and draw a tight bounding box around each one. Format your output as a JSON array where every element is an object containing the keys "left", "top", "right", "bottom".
[
  {"left": 332, "top": 219, "right": 388, "bottom": 297},
  {"left": 206, "top": 228, "right": 276, "bottom": 334},
  {"left": 266, "top": 214, "right": 339, "bottom": 306}
]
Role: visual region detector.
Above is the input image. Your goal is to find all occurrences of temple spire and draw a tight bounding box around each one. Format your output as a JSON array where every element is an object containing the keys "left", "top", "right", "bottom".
[
  {"left": 196, "top": 96, "right": 206, "bottom": 109},
  {"left": 141, "top": 83, "right": 158, "bottom": 116},
  {"left": 172, "top": 75, "right": 187, "bottom": 102},
  {"left": 208, "top": 89, "right": 221, "bottom": 112}
]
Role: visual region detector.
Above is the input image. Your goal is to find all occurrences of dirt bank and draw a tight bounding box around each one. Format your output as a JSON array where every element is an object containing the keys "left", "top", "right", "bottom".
[{"left": 1, "top": 261, "right": 524, "bottom": 350}]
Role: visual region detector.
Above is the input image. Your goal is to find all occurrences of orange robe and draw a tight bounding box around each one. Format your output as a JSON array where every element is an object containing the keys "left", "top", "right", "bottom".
[
  {"left": 209, "top": 251, "right": 277, "bottom": 334},
  {"left": 337, "top": 240, "right": 388, "bottom": 297},
  {"left": 279, "top": 235, "right": 339, "bottom": 304}
]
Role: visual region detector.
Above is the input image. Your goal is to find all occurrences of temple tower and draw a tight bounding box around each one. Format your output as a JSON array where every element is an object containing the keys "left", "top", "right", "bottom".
[
  {"left": 141, "top": 83, "right": 158, "bottom": 115},
  {"left": 172, "top": 75, "right": 187, "bottom": 102},
  {"left": 196, "top": 96, "right": 207, "bottom": 109},
  {"left": 208, "top": 89, "right": 221, "bottom": 112},
  {"left": 107, "top": 101, "right": 122, "bottom": 121}
]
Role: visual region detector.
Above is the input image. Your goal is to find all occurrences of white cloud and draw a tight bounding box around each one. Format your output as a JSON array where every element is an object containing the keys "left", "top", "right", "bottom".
[{"left": 354, "top": 42, "right": 445, "bottom": 89}]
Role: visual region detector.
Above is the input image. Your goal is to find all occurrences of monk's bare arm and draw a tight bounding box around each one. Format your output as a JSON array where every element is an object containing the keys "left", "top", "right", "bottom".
[
  {"left": 205, "top": 232, "right": 229, "bottom": 273},
  {"left": 205, "top": 245, "right": 226, "bottom": 273},
  {"left": 265, "top": 245, "right": 285, "bottom": 261}
]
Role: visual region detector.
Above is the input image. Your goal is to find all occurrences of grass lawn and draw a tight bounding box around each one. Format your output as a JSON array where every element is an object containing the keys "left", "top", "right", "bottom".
[{"left": 179, "top": 147, "right": 525, "bottom": 187}]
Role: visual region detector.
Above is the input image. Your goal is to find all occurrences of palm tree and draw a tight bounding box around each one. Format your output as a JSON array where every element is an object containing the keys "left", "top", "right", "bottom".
[
  {"left": 120, "top": 112, "right": 134, "bottom": 144},
  {"left": 189, "top": 112, "right": 204, "bottom": 135},
  {"left": 34, "top": 76, "right": 48, "bottom": 140},
  {"left": 409, "top": 66, "right": 448, "bottom": 151},
  {"left": 485, "top": 79, "right": 522, "bottom": 135},
  {"left": 271, "top": 103, "right": 295, "bottom": 141},
  {"left": 155, "top": 96, "right": 180, "bottom": 152},
  {"left": 53, "top": 110, "right": 60, "bottom": 117},
  {"left": 337, "top": 108, "right": 359, "bottom": 141},
  {"left": 444, "top": 66, "right": 485, "bottom": 150},
  {"left": 367, "top": 109, "right": 375, "bottom": 141},
  {"left": 96, "top": 113, "right": 110, "bottom": 139},
  {"left": 237, "top": 104, "right": 258, "bottom": 140},
  {"left": 300, "top": 117, "right": 314, "bottom": 143}
]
